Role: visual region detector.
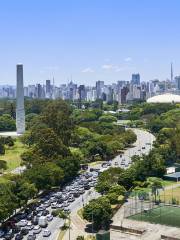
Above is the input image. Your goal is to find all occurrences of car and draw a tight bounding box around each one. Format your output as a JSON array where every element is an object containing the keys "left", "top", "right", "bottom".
[
  {"left": 42, "top": 229, "right": 51, "bottom": 237},
  {"left": 15, "top": 233, "right": 23, "bottom": 240},
  {"left": 18, "top": 219, "right": 28, "bottom": 227},
  {"left": 20, "top": 228, "right": 29, "bottom": 235},
  {"left": 89, "top": 182, "right": 95, "bottom": 187},
  {"left": 142, "top": 146, "right": 145, "bottom": 149},
  {"left": 63, "top": 201, "right": 69, "bottom": 207},
  {"left": 31, "top": 216, "right": 38, "bottom": 225},
  {"left": 0, "top": 230, "right": 5, "bottom": 237},
  {"left": 114, "top": 161, "right": 118, "bottom": 165},
  {"left": 27, "top": 233, "right": 36, "bottom": 240},
  {"left": 26, "top": 222, "right": 34, "bottom": 230},
  {"left": 56, "top": 203, "right": 63, "bottom": 208},
  {"left": 73, "top": 191, "right": 80, "bottom": 197},
  {"left": 84, "top": 184, "right": 90, "bottom": 190},
  {"left": 27, "top": 213, "right": 33, "bottom": 220},
  {"left": 68, "top": 196, "right": 75, "bottom": 202},
  {"left": 46, "top": 214, "right": 53, "bottom": 221},
  {"left": 51, "top": 202, "right": 58, "bottom": 208},
  {"left": 64, "top": 207, "right": 71, "bottom": 213},
  {"left": 3, "top": 232, "right": 14, "bottom": 240},
  {"left": 44, "top": 201, "right": 51, "bottom": 208},
  {"left": 42, "top": 210, "right": 49, "bottom": 216},
  {"left": 33, "top": 226, "right": 42, "bottom": 234},
  {"left": 12, "top": 226, "right": 21, "bottom": 234},
  {"left": 78, "top": 188, "right": 85, "bottom": 194}
]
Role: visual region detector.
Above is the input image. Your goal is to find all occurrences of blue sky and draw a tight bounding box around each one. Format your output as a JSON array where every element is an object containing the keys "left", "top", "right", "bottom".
[{"left": 0, "top": 0, "right": 180, "bottom": 85}]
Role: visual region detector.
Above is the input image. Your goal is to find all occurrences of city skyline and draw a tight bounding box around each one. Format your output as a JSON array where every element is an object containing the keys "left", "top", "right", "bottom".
[{"left": 0, "top": 0, "right": 180, "bottom": 85}]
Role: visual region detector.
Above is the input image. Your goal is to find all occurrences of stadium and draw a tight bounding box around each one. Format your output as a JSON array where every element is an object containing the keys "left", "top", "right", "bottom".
[{"left": 147, "top": 93, "right": 180, "bottom": 103}]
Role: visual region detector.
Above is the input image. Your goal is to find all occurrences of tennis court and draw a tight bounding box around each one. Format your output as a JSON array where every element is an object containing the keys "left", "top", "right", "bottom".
[{"left": 128, "top": 205, "right": 180, "bottom": 228}]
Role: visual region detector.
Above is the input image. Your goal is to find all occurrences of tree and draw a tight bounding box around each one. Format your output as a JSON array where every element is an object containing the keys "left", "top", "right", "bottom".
[
  {"left": 149, "top": 179, "right": 163, "bottom": 202},
  {"left": 41, "top": 100, "right": 74, "bottom": 145},
  {"left": 96, "top": 168, "right": 124, "bottom": 194},
  {"left": 83, "top": 196, "right": 112, "bottom": 230},
  {"left": 34, "top": 128, "right": 69, "bottom": 159},
  {"left": 56, "top": 155, "right": 80, "bottom": 181},
  {"left": 12, "top": 177, "right": 37, "bottom": 207},
  {"left": 108, "top": 185, "right": 126, "bottom": 196},
  {"left": 0, "top": 182, "right": 17, "bottom": 222},
  {"left": 24, "top": 163, "right": 64, "bottom": 190},
  {"left": 0, "top": 160, "right": 7, "bottom": 172},
  {"left": 0, "top": 114, "right": 16, "bottom": 131},
  {"left": 99, "top": 115, "right": 117, "bottom": 123}
]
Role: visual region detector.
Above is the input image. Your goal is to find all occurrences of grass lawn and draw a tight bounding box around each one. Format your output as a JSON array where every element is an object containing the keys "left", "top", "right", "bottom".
[
  {"left": 159, "top": 186, "right": 180, "bottom": 203},
  {"left": 1, "top": 138, "right": 26, "bottom": 171},
  {"left": 128, "top": 205, "right": 180, "bottom": 228}
]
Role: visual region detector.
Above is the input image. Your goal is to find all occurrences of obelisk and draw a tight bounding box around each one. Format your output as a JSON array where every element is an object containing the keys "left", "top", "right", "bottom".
[{"left": 16, "top": 64, "right": 25, "bottom": 134}]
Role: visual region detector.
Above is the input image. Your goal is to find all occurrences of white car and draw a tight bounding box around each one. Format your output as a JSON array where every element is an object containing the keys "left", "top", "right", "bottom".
[
  {"left": 33, "top": 225, "right": 42, "bottom": 234},
  {"left": 47, "top": 214, "right": 53, "bottom": 221},
  {"left": 18, "top": 219, "right": 28, "bottom": 227},
  {"left": 63, "top": 201, "right": 69, "bottom": 207},
  {"left": 26, "top": 222, "right": 33, "bottom": 230},
  {"left": 43, "top": 229, "right": 51, "bottom": 237}
]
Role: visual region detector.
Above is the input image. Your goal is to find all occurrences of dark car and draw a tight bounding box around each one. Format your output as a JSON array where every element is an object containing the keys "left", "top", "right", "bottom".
[
  {"left": 73, "top": 192, "right": 80, "bottom": 198},
  {"left": 84, "top": 184, "right": 90, "bottom": 190},
  {"left": 13, "top": 226, "right": 21, "bottom": 234},
  {"left": 27, "top": 213, "right": 33, "bottom": 220},
  {"left": 31, "top": 216, "right": 38, "bottom": 225},
  {"left": 15, "top": 233, "right": 23, "bottom": 240},
  {"left": 42, "top": 210, "right": 49, "bottom": 216},
  {"left": 27, "top": 233, "right": 36, "bottom": 240},
  {"left": 21, "top": 228, "right": 29, "bottom": 235},
  {"left": 3, "top": 232, "right": 14, "bottom": 240}
]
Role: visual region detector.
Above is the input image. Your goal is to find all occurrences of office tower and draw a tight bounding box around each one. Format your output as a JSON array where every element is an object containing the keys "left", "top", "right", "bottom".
[
  {"left": 96, "top": 80, "right": 104, "bottom": 99},
  {"left": 175, "top": 76, "right": 180, "bottom": 90},
  {"left": 78, "top": 85, "right": 86, "bottom": 101},
  {"left": 131, "top": 73, "right": 140, "bottom": 85},
  {"left": 16, "top": 64, "right": 25, "bottom": 134},
  {"left": 46, "top": 80, "right": 51, "bottom": 98},
  {"left": 171, "top": 62, "right": 174, "bottom": 82},
  {"left": 37, "top": 84, "right": 43, "bottom": 98}
]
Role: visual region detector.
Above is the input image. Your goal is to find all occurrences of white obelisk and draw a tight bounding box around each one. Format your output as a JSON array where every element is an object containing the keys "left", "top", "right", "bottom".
[{"left": 16, "top": 64, "right": 25, "bottom": 134}]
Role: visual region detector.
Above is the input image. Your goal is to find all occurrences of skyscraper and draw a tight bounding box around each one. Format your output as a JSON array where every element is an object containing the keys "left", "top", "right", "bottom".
[
  {"left": 96, "top": 80, "right": 104, "bottom": 99},
  {"left": 46, "top": 79, "right": 51, "bottom": 98},
  {"left": 131, "top": 73, "right": 140, "bottom": 85},
  {"left": 171, "top": 62, "right": 174, "bottom": 82},
  {"left": 16, "top": 64, "right": 25, "bottom": 134}
]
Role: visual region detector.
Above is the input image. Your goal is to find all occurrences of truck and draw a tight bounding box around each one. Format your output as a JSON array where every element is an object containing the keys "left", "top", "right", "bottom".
[{"left": 38, "top": 216, "right": 48, "bottom": 228}]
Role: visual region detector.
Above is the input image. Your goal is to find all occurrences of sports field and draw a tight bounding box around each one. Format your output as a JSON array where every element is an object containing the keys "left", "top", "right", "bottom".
[{"left": 128, "top": 205, "right": 180, "bottom": 228}]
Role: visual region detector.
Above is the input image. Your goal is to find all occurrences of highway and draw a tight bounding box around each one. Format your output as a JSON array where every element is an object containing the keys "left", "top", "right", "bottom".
[{"left": 10, "top": 128, "right": 155, "bottom": 240}]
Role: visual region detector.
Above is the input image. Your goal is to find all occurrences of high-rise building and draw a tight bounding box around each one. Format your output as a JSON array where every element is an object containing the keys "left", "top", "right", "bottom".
[
  {"left": 16, "top": 64, "right": 25, "bottom": 134},
  {"left": 175, "top": 76, "right": 180, "bottom": 90},
  {"left": 46, "top": 80, "right": 51, "bottom": 98},
  {"left": 96, "top": 80, "right": 104, "bottom": 99},
  {"left": 171, "top": 62, "right": 174, "bottom": 82},
  {"left": 131, "top": 73, "right": 140, "bottom": 85}
]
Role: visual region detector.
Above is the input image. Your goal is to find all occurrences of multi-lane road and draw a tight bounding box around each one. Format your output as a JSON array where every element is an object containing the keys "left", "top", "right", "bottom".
[{"left": 6, "top": 128, "right": 154, "bottom": 240}]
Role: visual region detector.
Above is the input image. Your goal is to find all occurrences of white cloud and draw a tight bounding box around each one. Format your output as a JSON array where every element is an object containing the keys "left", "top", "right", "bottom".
[
  {"left": 102, "top": 64, "right": 116, "bottom": 70},
  {"left": 104, "top": 58, "right": 111, "bottom": 62},
  {"left": 124, "top": 57, "right": 132, "bottom": 62},
  {"left": 81, "top": 67, "right": 94, "bottom": 73},
  {"left": 115, "top": 67, "right": 125, "bottom": 72},
  {"left": 102, "top": 64, "right": 124, "bottom": 72}
]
